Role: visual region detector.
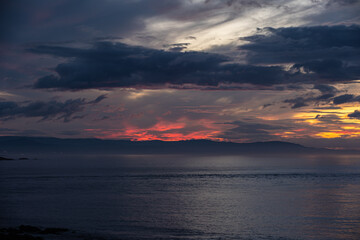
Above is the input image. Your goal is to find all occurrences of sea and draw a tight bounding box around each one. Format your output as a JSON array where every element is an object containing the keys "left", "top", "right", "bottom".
[{"left": 1, "top": 153, "right": 360, "bottom": 240}]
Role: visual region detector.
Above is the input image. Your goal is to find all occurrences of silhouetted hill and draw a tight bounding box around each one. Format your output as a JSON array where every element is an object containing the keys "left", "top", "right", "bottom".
[{"left": 0, "top": 136, "right": 348, "bottom": 156}]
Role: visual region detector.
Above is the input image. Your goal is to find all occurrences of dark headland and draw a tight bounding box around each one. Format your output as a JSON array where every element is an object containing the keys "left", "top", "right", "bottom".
[{"left": 0, "top": 136, "right": 357, "bottom": 156}]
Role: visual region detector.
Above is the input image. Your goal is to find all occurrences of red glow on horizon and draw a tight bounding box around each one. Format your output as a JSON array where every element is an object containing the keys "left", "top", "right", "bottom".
[{"left": 85, "top": 118, "right": 224, "bottom": 141}]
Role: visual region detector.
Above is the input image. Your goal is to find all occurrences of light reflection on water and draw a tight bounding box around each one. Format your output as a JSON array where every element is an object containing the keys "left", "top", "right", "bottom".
[{"left": 1, "top": 154, "right": 360, "bottom": 239}]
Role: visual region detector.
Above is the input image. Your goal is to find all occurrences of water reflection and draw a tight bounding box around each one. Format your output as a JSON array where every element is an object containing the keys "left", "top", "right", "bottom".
[
  {"left": 303, "top": 181, "right": 360, "bottom": 239},
  {"left": 1, "top": 154, "right": 360, "bottom": 239}
]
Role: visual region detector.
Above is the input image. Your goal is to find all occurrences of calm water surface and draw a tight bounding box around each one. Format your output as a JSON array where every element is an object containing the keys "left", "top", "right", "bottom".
[{"left": 1, "top": 154, "right": 360, "bottom": 239}]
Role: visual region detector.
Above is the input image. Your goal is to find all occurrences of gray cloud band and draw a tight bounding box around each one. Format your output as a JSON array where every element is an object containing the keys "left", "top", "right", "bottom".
[
  {"left": 30, "top": 25, "right": 360, "bottom": 91},
  {"left": 0, "top": 95, "right": 106, "bottom": 122}
]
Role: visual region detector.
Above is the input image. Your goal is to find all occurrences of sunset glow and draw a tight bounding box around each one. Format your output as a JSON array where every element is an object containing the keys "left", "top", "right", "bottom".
[
  {"left": 0, "top": 0, "right": 359, "bottom": 150},
  {"left": 2, "top": 2, "right": 360, "bottom": 240}
]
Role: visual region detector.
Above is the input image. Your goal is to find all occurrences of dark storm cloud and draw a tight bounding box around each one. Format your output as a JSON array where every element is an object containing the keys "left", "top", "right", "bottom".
[
  {"left": 31, "top": 42, "right": 296, "bottom": 90},
  {"left": 316, "top": 93, "right": 336, "bottom": 100},
  {"left": 88, "top": 94, "right": 107, "bottom": 104},
  {"left": 0, "top": 96, "right": 105, "bottom": 122},
  {"left": 0, "top": 0, "right": 299, "bottom": 45},
  {"left": 284, "top": 97, "right": 309, "bottom": 109},
  {"left": 239, "top": 25, "right": 360, "bottom": 64},
  {"left": 29, "top": 25, "right": 360, "bottom": 91},
  {"left": 291, "top": 59, "right": 360, "bottom": 81},
  {"left": 313, "top": 114, "right": 343, "bottom": 125},
  {"left": 348, "top": 110, "right": 360, "bottom": 119},
  {"left": 0, "top": 0, "right": 183, "bottom": 44},
  {"left": 313, "top": 84, "right": 338, "bottom": 94},
  {"left": 333, "top": 94, "right": 360, "bottom": 104},
  {"left": 3, "top": 1, "right": 359, "bottom": 91},
  {"left": 247, "top": 25, "right": 360, "bottom": 108},
  {"left": 283, "top": 84, "right": 339, "bottom": 109},
  {"left": 284, "top": 92, "right": 360, "bottom": 109}
]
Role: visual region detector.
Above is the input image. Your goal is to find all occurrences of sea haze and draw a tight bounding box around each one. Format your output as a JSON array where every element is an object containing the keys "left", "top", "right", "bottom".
[{"left": 1, "top": 153, "right": 360, "bottom": 240}]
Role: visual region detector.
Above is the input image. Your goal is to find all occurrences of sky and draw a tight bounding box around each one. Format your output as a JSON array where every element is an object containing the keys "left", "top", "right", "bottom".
[{"left": 0, "top": 0, "right": 360, "bottom": 149}]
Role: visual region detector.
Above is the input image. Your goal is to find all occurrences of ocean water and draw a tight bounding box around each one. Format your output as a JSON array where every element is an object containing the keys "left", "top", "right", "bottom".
[{"left": 1, "top": 154, "right": 360, "bottom": 240}]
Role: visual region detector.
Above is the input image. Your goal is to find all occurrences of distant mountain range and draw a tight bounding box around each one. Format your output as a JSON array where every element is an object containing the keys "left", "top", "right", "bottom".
[{"left": 1, "top": 136, "right": 356, "bottom": 156}]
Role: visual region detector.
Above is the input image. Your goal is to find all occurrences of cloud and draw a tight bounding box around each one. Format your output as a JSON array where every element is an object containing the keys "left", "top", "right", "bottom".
[
  {"left": 283, "top": 84, "right": 338, "bottom": 108},
  {"left": 333, "top": 94, "right": 360, "bottom": 104},
  {"left": 2, "top": 0, "right": 312, "bottom": 45},
  {"left": 88, "top": 94, "right": 107, "bottom": 104},
  {"left": 291, "top": 59, "right": 360, "bottom": 81},
  {"left": 284, "top": 97, "right": 309, "bottom": 109},
  {"left": 284, "top": 92, "right": 360, "bottom": 109},
  {"left": 0, "top": 0, "right": 184, "bottom": 44},
  {"left": 313, "top": 84, "right": 338, "bottom": 94},
  {"left": 240, "top": 25, "right": 360, "bottom": 64},
  {"left": 31, "top": 41, "right": 297, "bottom": 90},
  {"left": 29, "top": 24, "right": 360, "bottom": 91},
  {"left": 163, "top": 43, "right": 190, "bottom": 52},
  {"left": 0, "top": 95, "right": 105, "bottom": 122},
  {"left": 348, "top": 110, "right": 360, "bottom": 119},
  {"left": 218, "top": 120, "right": 286, "bottom": 141}
]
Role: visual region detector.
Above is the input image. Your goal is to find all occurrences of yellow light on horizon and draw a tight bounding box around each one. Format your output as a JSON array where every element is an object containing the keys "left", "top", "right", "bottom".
[{"left": 315, "top": 132, "right": 342, "bottom": 138}]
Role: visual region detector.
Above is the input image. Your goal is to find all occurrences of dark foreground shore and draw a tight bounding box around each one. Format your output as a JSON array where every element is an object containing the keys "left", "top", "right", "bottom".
[{"left": 0, "top": 225, "right": 105, "bottom": 240}]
